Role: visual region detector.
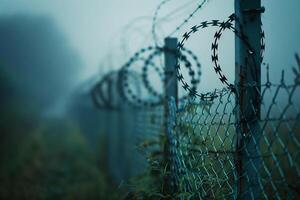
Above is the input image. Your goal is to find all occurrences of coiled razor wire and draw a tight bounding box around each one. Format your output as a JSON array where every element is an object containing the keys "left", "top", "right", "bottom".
[
  {"left": 142, "top": 47, "right": 202, "bottom": 99},
  {"left": 177, "top": 14, "right": 265, "bottom": 99},
  {"left": 119, "top": 46, "right": 203, "bottom": 108},
  {"left": 118, "top": 46, "right": 162, "bottom": 108},
  {"left": 211, "top": 14, "right": 265, "bottom": 87},
  {"left": 91, "top": 72, "right": 117, "bottom": 109},
  {"left": 91, "top": 79, "right": 107, "bottom": 109},
  {"left": 92, "top": 70, "right": 143, "bottom": 110}
]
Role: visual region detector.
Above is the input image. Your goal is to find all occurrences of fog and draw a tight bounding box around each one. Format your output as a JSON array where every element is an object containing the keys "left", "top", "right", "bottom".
[
  {"left": 0, "top": 0, "right": 299, "bottom": 199},
  {"left": 0, "top": 0, "right": 298, "bottom": 101}
]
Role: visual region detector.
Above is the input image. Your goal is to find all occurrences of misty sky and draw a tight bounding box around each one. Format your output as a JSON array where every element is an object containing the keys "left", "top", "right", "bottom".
[{"left": 0, "top": 0, "right": 299, "bottom": 90}]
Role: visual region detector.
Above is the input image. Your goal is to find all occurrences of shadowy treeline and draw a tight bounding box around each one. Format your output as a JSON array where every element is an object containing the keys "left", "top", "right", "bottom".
[{"left": 0, "top": 15, "right": 121, "bottom": 199}]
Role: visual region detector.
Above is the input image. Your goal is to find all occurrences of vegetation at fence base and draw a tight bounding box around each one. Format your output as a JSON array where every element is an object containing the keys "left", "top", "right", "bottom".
[
  {"left": 126, "top": 93, "right": 300, "bottom": 199},
  {"left": 123, "top": 133, "right": 166, "bottom": 199},
  {"left": 123, "top": 133, "right": 184, "bottom": 200},
  {"left": 0, "top": 118, "right": 123, "bottom": 200},
  {"left": 124, "top": 127, "right": 225, "bottom": 200}
]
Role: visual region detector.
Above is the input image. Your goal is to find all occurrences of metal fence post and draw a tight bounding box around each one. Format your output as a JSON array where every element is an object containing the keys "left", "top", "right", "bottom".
[
  {"left": 235, "top": 0, "right": 263, "bottom": 199},
  {"left": 163, "top": 37, "right": 178, "bottom": 195},
  {"left": 164, "top": 37, "right": 178, "bottom": 104}
]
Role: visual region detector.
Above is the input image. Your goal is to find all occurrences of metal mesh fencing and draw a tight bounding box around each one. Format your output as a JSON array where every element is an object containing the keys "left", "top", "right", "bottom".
[{"left": 169, "top": 79, "right": 300, "bottom": 199}]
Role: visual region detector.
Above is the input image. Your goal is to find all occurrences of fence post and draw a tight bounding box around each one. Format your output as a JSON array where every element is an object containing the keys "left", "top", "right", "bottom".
[
  {"left": 163, "top": 37, "right": 178, "bottom": 195},
  {"left": 234, "top": 0, "right": 263, "bottom": 199},
  {"left": 164, "top": 37, "right": 178, "bottom": 104}
]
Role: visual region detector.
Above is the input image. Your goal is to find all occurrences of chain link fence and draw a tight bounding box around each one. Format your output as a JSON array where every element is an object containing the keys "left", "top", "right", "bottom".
[{"left": 168, "top": 75, "right": 300, "bottom": 199}]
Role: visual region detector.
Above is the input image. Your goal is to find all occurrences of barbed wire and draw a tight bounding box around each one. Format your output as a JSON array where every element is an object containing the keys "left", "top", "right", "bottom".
[{"left": 152, "top": 0, "right": 210, "bottom": 47}]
